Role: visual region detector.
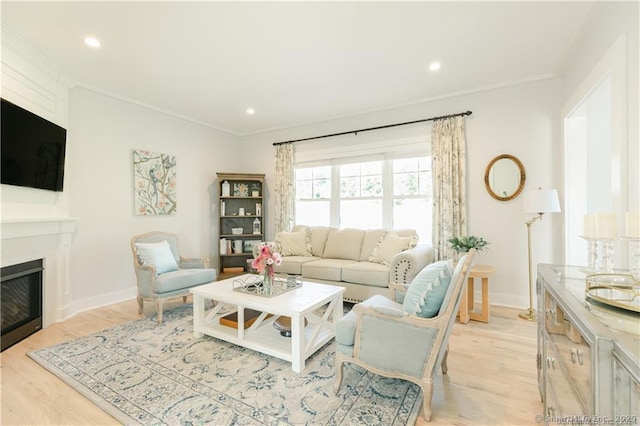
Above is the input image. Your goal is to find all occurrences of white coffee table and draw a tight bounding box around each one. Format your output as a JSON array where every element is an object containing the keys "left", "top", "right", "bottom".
[{"left": 190, "top": 275, "right": 345, "bottom": 372}]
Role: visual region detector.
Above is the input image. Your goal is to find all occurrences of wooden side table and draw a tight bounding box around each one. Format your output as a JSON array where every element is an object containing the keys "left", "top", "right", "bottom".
[{"left": 458, "top": 264, "right": 495, "bottom": 323}]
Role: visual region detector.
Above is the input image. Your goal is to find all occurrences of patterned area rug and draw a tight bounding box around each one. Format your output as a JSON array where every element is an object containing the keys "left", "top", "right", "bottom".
[{"left": 28, "top": 304, "right": 421, "bottom": 425}]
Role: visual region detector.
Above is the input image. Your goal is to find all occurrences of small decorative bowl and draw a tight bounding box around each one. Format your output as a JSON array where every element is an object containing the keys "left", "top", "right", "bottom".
[{"left": 231, "top": 228, "right": 243, "bottom": 235}]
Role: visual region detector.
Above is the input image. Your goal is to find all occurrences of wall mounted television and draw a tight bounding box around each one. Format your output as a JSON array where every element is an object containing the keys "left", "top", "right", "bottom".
[{"left": 1, "top": 98, "right": 67, "bottom": 192}]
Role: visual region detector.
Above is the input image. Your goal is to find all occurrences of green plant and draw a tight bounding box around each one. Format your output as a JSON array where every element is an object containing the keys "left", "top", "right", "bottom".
[{"left": 448, "top": 235, "right": 489, "bottom": 253}]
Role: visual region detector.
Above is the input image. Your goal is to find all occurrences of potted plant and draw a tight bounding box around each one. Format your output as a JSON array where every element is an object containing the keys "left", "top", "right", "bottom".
[{"left": 448, "top": 235, "right": 489, "bottom": 260}]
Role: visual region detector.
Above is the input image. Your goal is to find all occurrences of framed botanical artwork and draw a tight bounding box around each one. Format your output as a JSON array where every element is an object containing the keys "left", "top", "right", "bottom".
[
  {"left": 133, "top": 149, "right": 177, "bottom": 215},
  {"left": 233, "top": 182, "right": 249, "bottom": 197}
]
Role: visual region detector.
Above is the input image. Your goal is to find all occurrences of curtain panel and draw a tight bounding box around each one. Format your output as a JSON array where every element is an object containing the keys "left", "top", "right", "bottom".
[
  {"left": 274, "top": 144, "right": 295, "bottom": 233},
  {"left": 431, "top": 116, "right": 467, "bottom": 261}
]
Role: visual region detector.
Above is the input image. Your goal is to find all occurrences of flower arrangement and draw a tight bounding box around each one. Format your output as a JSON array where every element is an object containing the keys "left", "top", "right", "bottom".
[
  {"left": 448, "top": 235, "right": 490, "bottom": 253},
  {"left": 251, "top": 242, "right": 282, "bottom": 279}
]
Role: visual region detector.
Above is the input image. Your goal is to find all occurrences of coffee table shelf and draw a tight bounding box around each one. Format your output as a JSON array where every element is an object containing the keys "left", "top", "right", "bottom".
[{"left": 191, "top": 275, "right": 344, "bottom": 372}]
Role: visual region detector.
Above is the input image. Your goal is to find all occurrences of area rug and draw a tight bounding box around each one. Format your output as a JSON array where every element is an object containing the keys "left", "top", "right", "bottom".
[{"left": 28, "top": 304, "right": 421, "bottom": 425}]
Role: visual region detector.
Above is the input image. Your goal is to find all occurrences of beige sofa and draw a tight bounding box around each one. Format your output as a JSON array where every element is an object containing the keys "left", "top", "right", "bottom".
[{"left": 272, "top": 225, "right": 435, "bottom": 302}]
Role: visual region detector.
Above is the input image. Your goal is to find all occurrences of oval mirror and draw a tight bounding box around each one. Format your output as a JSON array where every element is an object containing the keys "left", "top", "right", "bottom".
[{"left": 484, "top": 154, "right": 526, "bottom": 201}]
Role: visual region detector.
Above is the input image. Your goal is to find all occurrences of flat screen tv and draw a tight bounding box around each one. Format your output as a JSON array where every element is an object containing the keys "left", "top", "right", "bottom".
[{"left": 1, "top": 98, "right": 66, "bottom": 192}]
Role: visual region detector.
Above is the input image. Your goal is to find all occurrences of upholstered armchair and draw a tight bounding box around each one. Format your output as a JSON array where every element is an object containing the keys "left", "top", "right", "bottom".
[
  {"left": 131, "top": 231, "right": 216, "bottom": 323},
  {"left": 334, "top": 249, "right": 476, "bottom": 421}
]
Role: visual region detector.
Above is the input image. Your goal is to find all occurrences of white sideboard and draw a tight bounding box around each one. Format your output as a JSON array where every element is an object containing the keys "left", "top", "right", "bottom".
[{"left": 537, "top": 264, "right": 639, "bottom": 424}]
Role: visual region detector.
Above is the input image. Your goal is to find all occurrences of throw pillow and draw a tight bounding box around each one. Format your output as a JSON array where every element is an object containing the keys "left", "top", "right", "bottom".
[
  {"left": 369, "top": 232, "right": 418, "bottom": 266},
  {"left": 403, "top": 261, "right": 453, "bottom": 318},
  {"left": 275, "top": 229, "right": 312, "bottom": 256},
  {"left": 134, "top": 240, "right": 179, "bottom": 275}
]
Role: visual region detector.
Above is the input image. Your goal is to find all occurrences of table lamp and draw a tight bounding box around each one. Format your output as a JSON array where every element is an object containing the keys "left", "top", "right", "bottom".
[{"left": 520, "top": 188, "right": 561, "bottom": 321}]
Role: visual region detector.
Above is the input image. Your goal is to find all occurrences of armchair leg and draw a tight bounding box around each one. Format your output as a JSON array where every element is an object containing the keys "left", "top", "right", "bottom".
[
  {"left": 421, "top": 381, "right": 434, "bottom": 421},
  {"left": 156, "top": 299, "right": 165, "bottom": 323},
  {"left": 442, "top": 346, "right": 449, "bottom": 374},
  {"left": 137, "top": 295, "right": 144, "bottom": 315},
  {"left": 333, "top": 354, "right": 345, "bottom": 393}
]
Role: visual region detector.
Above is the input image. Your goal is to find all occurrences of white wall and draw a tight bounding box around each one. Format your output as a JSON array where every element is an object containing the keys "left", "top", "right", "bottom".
[
  {"left": 243, "top": 78, "right": 563, "bottom": 309},
  {"left": 66, "top": 88, "right": 239, "bottom": 311},
  {"left": 560, "top": 1, "right": 639, "bottom": 213}
]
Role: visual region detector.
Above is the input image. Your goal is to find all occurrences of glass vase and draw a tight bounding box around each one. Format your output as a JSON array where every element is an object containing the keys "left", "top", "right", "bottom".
[{"left": 263, "top": 269, "right": 272, "bottom": 295}]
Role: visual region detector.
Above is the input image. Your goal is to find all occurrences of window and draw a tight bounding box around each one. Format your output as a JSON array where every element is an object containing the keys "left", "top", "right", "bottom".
[{"left": 295, "top": 155, "right": 432, "bottom": 244}]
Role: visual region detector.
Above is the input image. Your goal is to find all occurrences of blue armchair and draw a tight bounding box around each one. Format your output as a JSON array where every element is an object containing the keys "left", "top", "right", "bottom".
[
  {"left": 131, "top": 231, "right": 216, "bottom": 323},
  {"left": 334, "top": 249, "right": 476, "bottom": 421}
]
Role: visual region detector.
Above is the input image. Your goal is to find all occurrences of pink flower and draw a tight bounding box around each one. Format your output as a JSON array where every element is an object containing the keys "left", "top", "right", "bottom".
[{"left": 251, "top": 242, "right": 282, "bottom": 275}]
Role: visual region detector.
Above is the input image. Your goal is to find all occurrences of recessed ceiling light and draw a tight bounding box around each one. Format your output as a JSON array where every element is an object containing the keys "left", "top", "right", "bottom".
[
  {"left": 84, "top": 36, "right": 101, "bottom": 48},
  {"left": 429, "top": 62, "right": 441, "bottom": 71},
  {"left": 246, "top": 108, "right": 255, "bottom": 115}
]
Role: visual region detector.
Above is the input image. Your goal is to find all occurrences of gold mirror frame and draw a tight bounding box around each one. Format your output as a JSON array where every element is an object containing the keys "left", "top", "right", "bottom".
[{"left": 484, "top": 154, "right": 526, "bottom": 201}]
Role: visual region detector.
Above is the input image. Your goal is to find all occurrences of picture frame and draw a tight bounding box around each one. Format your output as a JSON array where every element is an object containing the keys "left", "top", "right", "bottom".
[
  {"left": 233, "top": 182, "right": 249, "bottom": 197},
  {"left": 244, "top": 240, "right": 262, "bottom": 254}
]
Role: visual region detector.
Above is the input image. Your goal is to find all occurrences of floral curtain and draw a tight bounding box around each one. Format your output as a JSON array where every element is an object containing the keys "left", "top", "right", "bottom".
[
  {"left": 274, "top": 144, "right": 295, "bottom": 233},
  {"left": 431, "top": 116, "right": 467, "bottom": 261}
]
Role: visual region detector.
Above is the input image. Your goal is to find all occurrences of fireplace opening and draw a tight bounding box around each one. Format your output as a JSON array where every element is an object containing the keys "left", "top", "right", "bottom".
[{"left": 1, "top": 259, "right": 43, "bottom": 351}]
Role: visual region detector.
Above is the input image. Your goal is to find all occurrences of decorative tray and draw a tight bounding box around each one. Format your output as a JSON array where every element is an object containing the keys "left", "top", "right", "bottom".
[
  {"left": 585, "top": 273, "right": 640, "bottom": 313},
  {"left": 233, "top": 274, "right": 302, "bottom": 298}
]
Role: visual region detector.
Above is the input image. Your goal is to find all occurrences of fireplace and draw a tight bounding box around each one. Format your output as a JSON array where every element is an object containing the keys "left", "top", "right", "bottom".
[{"left": 1, "top": 259, "right": 43, "bottom": 351}]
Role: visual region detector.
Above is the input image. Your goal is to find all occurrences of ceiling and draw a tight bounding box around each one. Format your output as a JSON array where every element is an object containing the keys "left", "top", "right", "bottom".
[{"left": 1, "top": 1, "right": 592, "bottom": 136}]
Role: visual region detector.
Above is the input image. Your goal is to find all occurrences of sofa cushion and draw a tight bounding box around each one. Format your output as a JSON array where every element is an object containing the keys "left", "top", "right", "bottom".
[
  {"left": 360, "top": 229, "right": 386, "bottom": 261},
  {"left": 335, "top": 295, "right": 403, "bottom": 346},
  {"left": 274, "top": 256, "right": 317, "bottom": 275},
  {"left": 293, "top": 225, "right": 334, "bottom": 257},
  {"left": 134, "top": 240, "right": 179, "bottom": 275},
  {"left": 341, "top": 261, "right": 389, "bottom": 288},
  {"left": 369, "top": 232, "right": 418, "bottom": 266},
  {"left": 154, "top": 268, "right": 217, "bottom": 294},
  {"left": 302, "top": 258, "right": 358, "bottom": 282},
  {"left": 323, "top": 228, "right": 365, "bottom": 260},
  {"left": 275, "top": 229, "right": 312, "bottom": 256},
  {"left": 403, "top": 261, "right": 453, "bottom": 318}
]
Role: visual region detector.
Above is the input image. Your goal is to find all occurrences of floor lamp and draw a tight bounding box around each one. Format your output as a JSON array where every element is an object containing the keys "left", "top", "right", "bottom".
[{"left": 519, "top": 188, "right": 561, "bottom": 321}]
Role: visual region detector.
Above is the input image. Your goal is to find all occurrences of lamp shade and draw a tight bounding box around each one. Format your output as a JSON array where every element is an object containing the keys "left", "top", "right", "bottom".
[{"left": 522, "top": 188, "right": 561, "bottom": 214}]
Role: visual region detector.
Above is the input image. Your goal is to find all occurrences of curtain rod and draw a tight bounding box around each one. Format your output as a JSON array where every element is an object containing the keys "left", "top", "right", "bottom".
[{"left": 272, "top": 110, "right": 472, "bottom": 146}]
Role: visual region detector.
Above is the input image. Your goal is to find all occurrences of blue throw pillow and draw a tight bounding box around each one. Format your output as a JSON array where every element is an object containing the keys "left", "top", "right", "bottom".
[
  {"left": 403, "top": 261, "right": 453, "bottom": 318},
  {"left": 135, "top": 240, "right": 179, "bottom": 275}
]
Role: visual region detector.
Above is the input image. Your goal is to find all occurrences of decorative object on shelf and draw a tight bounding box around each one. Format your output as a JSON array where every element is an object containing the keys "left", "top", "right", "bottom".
[
  {"left": 253, "top": 218, "right": 261, "bottom": 234},
  {"left": 256, "top": 203, "right": 262, "bottom": 216},
  {"left": 252, "top": 183, "right": 260, "bottom": 197},
  {"left": 232, "top": 273, "right": 301, "bottom": 298},
  {"left": 231, "top": 227, "right": 243, "bottom": 235},
  {"left": 222, "top": 180, "right": 230, "bottom": 197},
  {"left": 251, "top": 242, "right": 282, "bottom": 295},
  {"left": 133, "top": 149, "right": 177, "bottom": 216},
  {"left": 244, "top": 239, "right": 261, "bottom": 254},
  {"left": 238, "top": 207, "right": 245, "bottom": 216},
  {"left": 585, "top": 273, "right": 639, "bottom": 313},
  {"left": 520, "top": 187, "right": 561, "bottom": 321},
  {"left": 234, "top": 183, "right": 249, "bottom": 197},
  {"left": 220, "top": 201, "right": 226, "bottom": 216},
  {"left": 581, "top": 213, "right": 598, "bottom": 271},
  {"left": 233, "top": 240, "right": 243, "bottom": 253},
  {"left": 220, "top": 238, "right": 228, "bottom": 255},
  {"left": 624, "top": 212, "right": 640, "bottom": 279}
]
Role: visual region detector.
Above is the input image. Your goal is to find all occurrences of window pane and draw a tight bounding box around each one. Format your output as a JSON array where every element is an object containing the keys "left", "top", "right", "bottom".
[
  {"left": 361, "top": 161, "right": 382, "bottom": 175},
  {"left": 340, "top": 176, "right": 360, "bottom": 197},
  {"left": 419, "top": 171, "right": 431, "bottom": 196},
  {"left": 362, "top": 175, "right": 382, "bottom": 196},
  {"left": 313, "top": 166, "right": 331, "bottom": 179},
  {"left": 314, "top": 178, "right": 330, "bottom": 198},
  {"left": 394, "top": 198, "right": 431, "bottom": 244},
  {"left": 296, "top": 200, "right": 330, "bottom": 226},
  {"left": 394, "top": 172, "right": 419, "bottom": 195},
  {"left": 340, "top": 200, "right": 382, "bottom": 229},
  {"left": 296, "top": 179, "right": 312, "bottom": 199},
  {"left": 296, "top": 168, "right": 312, "bottom": 180},
  {"left": 394, "top": 158, "right": 418, "bottom": 173}
]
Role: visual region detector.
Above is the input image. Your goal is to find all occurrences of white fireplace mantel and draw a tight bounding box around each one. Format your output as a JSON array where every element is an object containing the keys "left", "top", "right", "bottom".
[{"left": 1, "top": 217, "right": 77, "bottom": 327}]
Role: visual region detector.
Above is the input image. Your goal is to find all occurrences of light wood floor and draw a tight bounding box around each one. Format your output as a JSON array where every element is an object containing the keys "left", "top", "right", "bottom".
[{"left": 1, "top": 299, "right": 542, "bottom": 425}]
